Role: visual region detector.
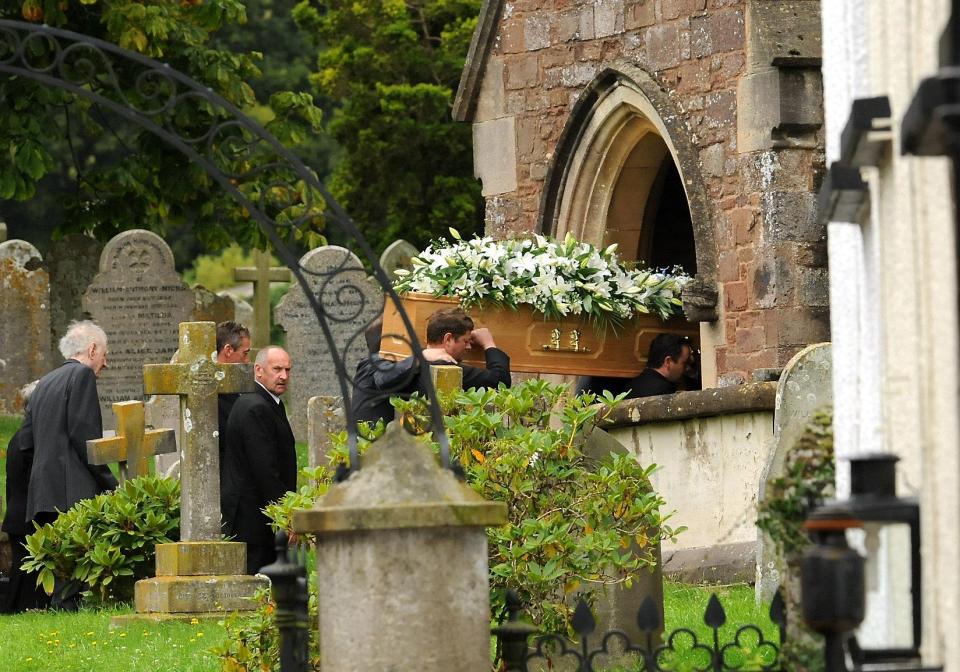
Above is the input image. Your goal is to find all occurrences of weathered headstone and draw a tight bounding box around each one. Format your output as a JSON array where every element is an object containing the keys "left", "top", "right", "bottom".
[
  {"left": 0, "top": 240, "right": 50, "bottom": 415},
  {"left": 756, "top": 343, "right": 832, "bottom": 601},
  {"left": 87, "top": 400, "right": 176, "bottom": 482},
  {"left": 307, "top": 395, "right": 344, "bottom": 471},
  {"left": 120, "top": 321, "right": 264, "bottom": 624},
  {"left": 233, "top": 249, "right": 291, "bottom": 348},
  {"left": 275, "top": 246, "right": 383, "bottom": 441},
  {"left": 0, "top": 221, "right": 6, "bottom": 242},
  {"left": 379, "top": 239, "right": 419, "bottom": 280},
  {"left": 192, "top": 285, "right": 235, "bottom": 323},
  {"left": 47, "top": 233, "right": 103, "bottom": 367},
  {"left": 82, "top": 230, "right": 194, "bottom": 430},
  {"left": 225, "top": 293, "right": 254, "bottom": 329}
]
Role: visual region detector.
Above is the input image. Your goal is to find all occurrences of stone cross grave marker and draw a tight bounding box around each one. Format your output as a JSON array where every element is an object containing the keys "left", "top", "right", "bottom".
[
  {"left": 276, "top": 245, "right": 383, "bottom": 440},
  {"left": 143, "top": 321, "right": 254, "bottom": 541},
  {"left": 82, "top": 229, "right": 193, "bottom": 430},
  {"left": 233, "top": 249, "right": 291, "bottom": 348},
  {"left": 87, "top": 400, "right": 176, "bottom": 482},
  {"left": 756, "top": 343, "right": 832, "bottom": 605},
  {"left": 0, "top": 240, "right": 50, "bottom": 415},
  {"left": 47, "top": 233, "right": 103, "bottom": 368},
  {"left": 379, "top": 239, "right": 419, "bottom": 280}
]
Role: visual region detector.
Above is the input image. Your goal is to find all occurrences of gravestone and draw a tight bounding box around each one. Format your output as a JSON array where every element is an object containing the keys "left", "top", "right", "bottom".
[
  {"left": 233, "top": 249, "right": 291, "bottom": 348},
  {"left": 88, "top": 400, "right": 176, "bottom": 482},
  {"left": 307, "top": 396, "right": 344, "bottom": 471},
  {"left": 756, "top": 342, "right": 832, "bottom": 603},
  {"left": 120, "top": 321, "right": 263, "bottom": 624},
  {"left": 0, "top": 221, "right": 6, "bottom": 242},
  {"left": 276, "top": 246, "right": 383, "bottom": 441},
  {"left": 82, "top": 230, "right": 193, "bottom": 430},
  {"left": 225, "top": 293, "right": 254, "bottom": 330},
  {"left": 379, "top": 239, "right": 419, "bottom": 280},
  {"left": 0, "top": 240, "right": 50, "bottom": 415},
  {"left": 192, "top": 285, "right": 235, "bottom": 323},
  {"left": 145, "top": 356, "right": 183, "bottom": 480},
  {"left": 46, "top": 233, "right": 103, "bottom": 367}
]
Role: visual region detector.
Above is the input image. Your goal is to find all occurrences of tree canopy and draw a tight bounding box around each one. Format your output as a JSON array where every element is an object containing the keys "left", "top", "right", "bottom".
[
  {"left": 0, "top": 0, "right": 326, "bottom": 252},
  {"left": 293, "top": 0, "right": 485, "bottom": 253}
]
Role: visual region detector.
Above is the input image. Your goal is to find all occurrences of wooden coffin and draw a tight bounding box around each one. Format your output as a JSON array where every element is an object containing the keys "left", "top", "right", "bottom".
[{"left": 379, "top": 293, "right": 699, "bottom": 378}]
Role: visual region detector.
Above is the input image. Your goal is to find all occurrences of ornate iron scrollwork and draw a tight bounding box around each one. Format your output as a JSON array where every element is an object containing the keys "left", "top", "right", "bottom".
[{"left": 0, "top": 19, "right": 449, "bottom": 472}]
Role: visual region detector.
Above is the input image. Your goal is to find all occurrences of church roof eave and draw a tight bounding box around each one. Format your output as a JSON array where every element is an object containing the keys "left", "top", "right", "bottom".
[{"left": 452, "top": 0, "right": 505, "bottom": 123}]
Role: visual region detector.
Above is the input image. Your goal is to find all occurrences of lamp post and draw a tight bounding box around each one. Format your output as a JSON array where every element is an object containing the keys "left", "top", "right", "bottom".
[{"left": 801, "top": 454, "right": 939, "bottom": 671}]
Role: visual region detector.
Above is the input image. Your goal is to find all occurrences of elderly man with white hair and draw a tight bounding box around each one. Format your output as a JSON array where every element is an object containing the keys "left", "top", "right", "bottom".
[{"left": 19, "top": 320, "right": 118, "bottom": 533}]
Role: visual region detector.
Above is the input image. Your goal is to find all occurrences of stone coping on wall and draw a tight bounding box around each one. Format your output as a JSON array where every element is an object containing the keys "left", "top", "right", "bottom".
[{"left": 599, "top": 382, "right": 777, "bottom": 428}]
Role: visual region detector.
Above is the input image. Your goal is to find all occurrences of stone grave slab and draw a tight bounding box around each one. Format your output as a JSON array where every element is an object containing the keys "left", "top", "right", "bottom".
[
  {"left": 379, "top": 239, "right": 419, "bottom": 280},
  {"left": 0, "top": 240, "right": 50, "bottom": 415},
  {"left": 47, "top": 234, "right": 102, "bottom": 367},
  {"left": 82, "top": 230, "right": 194, "bottom": 430},
  {"left": 308, "top": 395, "right": 344, "bottom": 471},
  {"left": 225, "top": 294, "right": 253, "bottom": 330},
  {"left": 756, "top": 343, "right": 832, "bottom": 603},
  {"left": 276, "top": 246, "right": 383, "bottom": 441},
  {"left": 192, "top": 285, "right": 235, "bottom": 323}
]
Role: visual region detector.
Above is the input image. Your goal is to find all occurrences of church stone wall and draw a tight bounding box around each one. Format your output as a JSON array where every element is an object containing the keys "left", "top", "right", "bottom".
[{"left": 460, "top": 0, "right": 828, "bottom": 383}]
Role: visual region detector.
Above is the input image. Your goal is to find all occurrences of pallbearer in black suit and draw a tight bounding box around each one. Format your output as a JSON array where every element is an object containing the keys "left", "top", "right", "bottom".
[
  {"left": 221, "top": 346, "right": 296, "bottom": 574},
  {"left": 215, "top": 321, "right": 251, "bottom": 471}
]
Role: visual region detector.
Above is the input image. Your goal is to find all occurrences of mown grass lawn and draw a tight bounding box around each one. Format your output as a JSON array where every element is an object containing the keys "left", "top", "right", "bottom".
[
  {"left": 0, "top": 606, "right": 227, "bottom": 672},
  {"left": 0, "top": 582, "right": 776, "bottom": 672}
]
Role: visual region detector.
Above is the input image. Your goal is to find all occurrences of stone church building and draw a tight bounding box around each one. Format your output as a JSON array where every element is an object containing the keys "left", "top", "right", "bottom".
[{"left": 454, "top": 0, "right": 827, "bottom": 388}]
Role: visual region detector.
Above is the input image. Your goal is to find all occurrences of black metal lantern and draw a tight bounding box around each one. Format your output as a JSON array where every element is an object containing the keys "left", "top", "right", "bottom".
[{"left": 802, "top": 454, "right": 927, "bottom": 671}]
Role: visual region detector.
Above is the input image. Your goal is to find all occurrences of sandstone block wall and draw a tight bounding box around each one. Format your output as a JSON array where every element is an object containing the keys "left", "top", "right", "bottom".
[{"left": 457, "top": 0, "right": 829, "bottom": 383}]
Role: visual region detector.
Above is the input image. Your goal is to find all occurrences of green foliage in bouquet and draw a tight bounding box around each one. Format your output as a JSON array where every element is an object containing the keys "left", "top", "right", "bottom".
[
  {"left": 393, "top": 230, "right": 689, "bottom": 330},
  {"left": 21, "top": 476, "right": 180, "bottom": 604}
]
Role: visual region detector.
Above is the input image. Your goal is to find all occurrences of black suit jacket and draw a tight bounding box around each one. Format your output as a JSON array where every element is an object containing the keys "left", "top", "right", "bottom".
[
  {"left": 626, "top": 368, "right": 678, "bottom": 398},
  {"left": 2, "top": 428, "right": 31, "bottom": 535},
  {"left": 19, "top": 360, "right": 117, "bottom": 521},
  {"left": 221, "top": 384, "right": 297, "bottom": 548}
]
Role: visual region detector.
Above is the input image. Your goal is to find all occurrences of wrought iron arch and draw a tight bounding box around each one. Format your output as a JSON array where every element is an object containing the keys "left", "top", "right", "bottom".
[{"left": 0, "top": 19, "right": 448, "bottom": 472}]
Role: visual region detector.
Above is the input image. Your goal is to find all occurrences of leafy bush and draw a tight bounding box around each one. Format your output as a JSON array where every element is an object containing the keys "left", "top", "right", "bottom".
[
  {"left": 22, "top": 476, "right": 180, "bottom": 603},
  {"left": 268, "top": 380, "right": 680, "bottom": 633}
]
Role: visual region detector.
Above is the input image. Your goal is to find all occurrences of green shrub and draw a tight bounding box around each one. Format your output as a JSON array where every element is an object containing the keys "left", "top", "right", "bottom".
[
  {"left": 22, "top": 476, "right": 180, "bottom": 603},
  {"left": 246, "top": 381, "right": 680, "bottom": 656}
]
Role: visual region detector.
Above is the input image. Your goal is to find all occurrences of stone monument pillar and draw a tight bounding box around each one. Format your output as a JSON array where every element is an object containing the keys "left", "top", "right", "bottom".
[{"left": 292, "top": 422, "right": 506, "bottom": 672}]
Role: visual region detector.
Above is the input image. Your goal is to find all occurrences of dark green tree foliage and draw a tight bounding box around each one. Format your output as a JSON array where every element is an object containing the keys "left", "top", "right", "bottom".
[
  {"left": 0, "top": 0, "right": 325, "bottom": 251},
  {"left": 293, "top": 0, "right": 484, "bottom": 253}
]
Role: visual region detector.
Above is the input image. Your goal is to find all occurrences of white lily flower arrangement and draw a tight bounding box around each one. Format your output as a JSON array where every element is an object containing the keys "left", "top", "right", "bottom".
[{"left": 393, "top": 229, "right": 690, "bottom": 330}]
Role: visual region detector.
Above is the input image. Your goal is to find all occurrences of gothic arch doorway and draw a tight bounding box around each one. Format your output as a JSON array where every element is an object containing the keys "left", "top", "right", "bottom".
[{"left": 543, "top": 65, "right": 719, "bottom": 384}]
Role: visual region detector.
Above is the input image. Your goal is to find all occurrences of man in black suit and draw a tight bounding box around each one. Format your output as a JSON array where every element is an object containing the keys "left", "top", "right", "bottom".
[
  {"left": 625, "top": 333, "right": 693, "bottom": 398},
  {"left": 1, "top": 381, "right": 50, "bottom": 613},
  {"left": 19, "top": 320, "right": 118, "bottom": 526},
  {"left": 350, "top": 308, "right": 511, "bottom": 426},
  {"left": 215, "top": 320, "right": 251, "bottom": 469},
  {"left": 221, "top": 346, "right": 296, "bottom": 574}
]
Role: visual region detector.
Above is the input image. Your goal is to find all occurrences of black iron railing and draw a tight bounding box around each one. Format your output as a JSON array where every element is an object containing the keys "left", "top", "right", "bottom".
[{"left": 493, "top": 589, "right": 786, "bottom": 672}]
